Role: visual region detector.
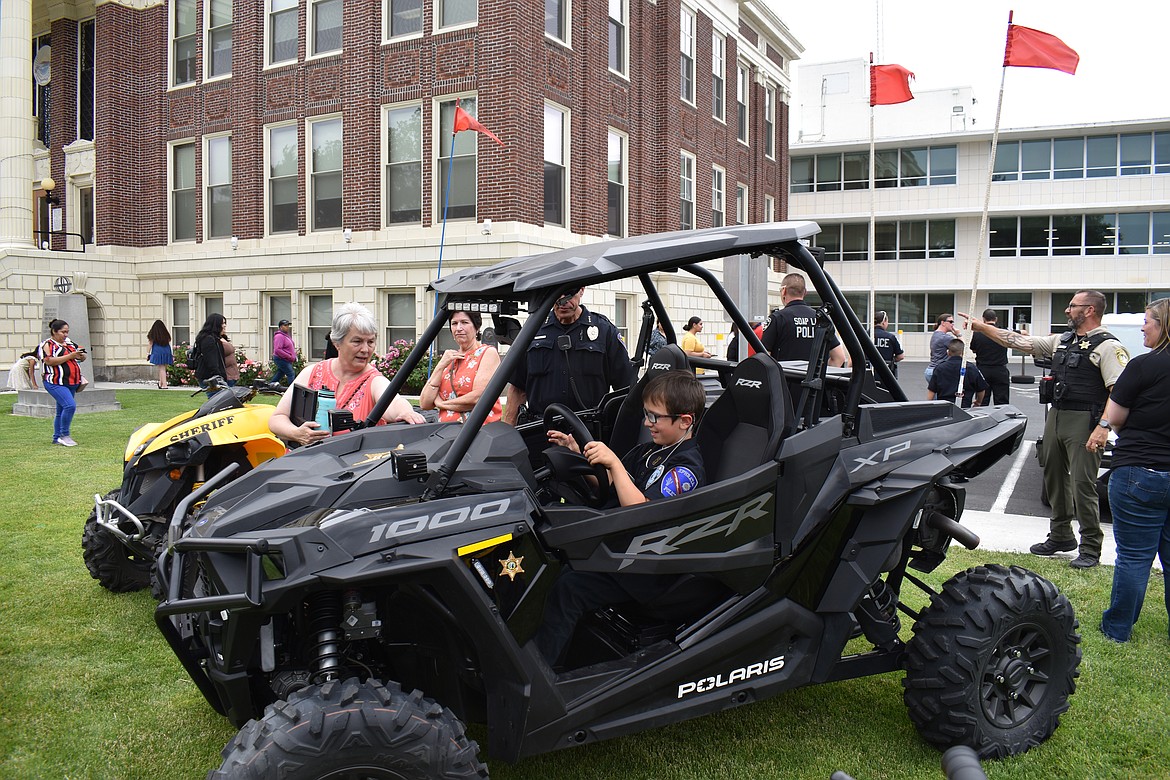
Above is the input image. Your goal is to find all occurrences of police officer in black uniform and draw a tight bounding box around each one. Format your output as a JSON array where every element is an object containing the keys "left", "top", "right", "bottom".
[
  {"left": 871, "top": 310, "right": 904, "bottom": 377},
  {"left": 504, "top": 286, "right": 635, "bottom": 425},
  {"left": 970, "top": 308, "right": 1010, "bottom": 405},
  {"left": 963, "top": 290, "right": 1129, "bottom": 569},
  {"left": 760, "top": 273, "right": 848, "bottom": 366}
]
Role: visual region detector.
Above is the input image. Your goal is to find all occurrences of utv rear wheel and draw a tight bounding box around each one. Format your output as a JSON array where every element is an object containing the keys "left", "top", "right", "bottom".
[
  {"left": 211, "top": 678, "right": 488, "bottom": 780},
  {"left": 903, "top": 564, "right": 1081, "bottom": 760},
  {"left": 82, "top": 490, "right": 153, "bottom": 593}
]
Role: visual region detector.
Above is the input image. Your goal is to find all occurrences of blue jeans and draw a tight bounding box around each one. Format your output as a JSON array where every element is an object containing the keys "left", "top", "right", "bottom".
[
  {"left": 44, "top": 381, "right": 78, "bottom": 441},
  {"left": 924, "top": 366, "right": 935, "bottom": 384},
  {"left": 1101, "top": 465, "right": 1170, "bottom": 642},
  {"left": 270, "top": 358, "right": 296, "bottom": 386}
]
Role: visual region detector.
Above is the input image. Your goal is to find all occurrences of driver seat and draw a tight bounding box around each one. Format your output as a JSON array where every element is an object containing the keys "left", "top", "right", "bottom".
[
  {"left": 607, "top": 344, "right": 690, "bottom": 458},
  {"left": 695, "top": 353, "right": 792, "bottom": 481}
]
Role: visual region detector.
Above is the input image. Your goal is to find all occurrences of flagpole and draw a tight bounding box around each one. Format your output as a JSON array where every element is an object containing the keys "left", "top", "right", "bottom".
[
  {"left": 430, "top": 117, "right": 458, "bottom": 376},
  {"left": 867, "top": 54, "right": 876, "bottom": 336}
]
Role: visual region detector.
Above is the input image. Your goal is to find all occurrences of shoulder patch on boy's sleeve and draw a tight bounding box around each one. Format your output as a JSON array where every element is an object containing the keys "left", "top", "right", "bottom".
[{"left": 660, "top": 466, "right": 699, "bottom": 497}]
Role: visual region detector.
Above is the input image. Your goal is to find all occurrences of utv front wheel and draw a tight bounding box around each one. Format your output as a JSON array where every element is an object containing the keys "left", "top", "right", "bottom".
[
  {"left": 903, "top": 564, "right": 1081, "bottom": 759},
  {"left": 82, "top": 490, "right": 152, "bottom": 593},
  {"left": 212, "top": 678, "right": 488, "bottom": 779}
]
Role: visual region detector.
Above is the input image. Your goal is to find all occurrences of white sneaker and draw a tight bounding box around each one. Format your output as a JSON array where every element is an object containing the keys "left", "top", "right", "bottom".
[{"left": 58, "top": 436, "right": 78, "bottom": 447}]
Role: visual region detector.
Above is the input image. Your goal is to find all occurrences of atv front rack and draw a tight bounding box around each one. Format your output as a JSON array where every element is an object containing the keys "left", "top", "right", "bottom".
[{"left": 92, "top": 493, "right": 150, "bottom": 542}]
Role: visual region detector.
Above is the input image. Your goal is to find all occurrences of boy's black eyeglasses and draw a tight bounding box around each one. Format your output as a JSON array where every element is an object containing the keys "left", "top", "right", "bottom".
[{"left": 643, "top": 409, "right": 681, "bottom": 424}]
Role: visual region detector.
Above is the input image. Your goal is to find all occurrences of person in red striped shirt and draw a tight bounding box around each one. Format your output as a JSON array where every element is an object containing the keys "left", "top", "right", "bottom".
[{"left": 37, "top": 319, "right": 87, "bottom": 447}]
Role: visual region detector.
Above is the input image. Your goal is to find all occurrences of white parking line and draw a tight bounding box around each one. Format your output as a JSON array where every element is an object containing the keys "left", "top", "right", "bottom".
[{"left": 990, "top": 438, "right": 1035, "bottom": 515}]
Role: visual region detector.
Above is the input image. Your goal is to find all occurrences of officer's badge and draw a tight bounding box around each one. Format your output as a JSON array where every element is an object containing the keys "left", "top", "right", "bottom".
[
  {"left": 587, "top": 325, "right": 599, "bottom": 341},
  {"left": 1079, "top": 338, "right": 1091, "bottom": 349},
  {"left": 499, "top": 551, "right": 525, "bottom": 581}
]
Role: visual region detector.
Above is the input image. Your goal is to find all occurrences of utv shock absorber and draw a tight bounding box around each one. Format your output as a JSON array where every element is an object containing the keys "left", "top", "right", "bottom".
[{"left": 306, "top": 591, "right": 343, "bottom": 683}]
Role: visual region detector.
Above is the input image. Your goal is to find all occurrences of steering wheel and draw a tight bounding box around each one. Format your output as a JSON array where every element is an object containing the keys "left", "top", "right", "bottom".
[{"left": 542, "top": 403, "right": 612, "bottom": 508}]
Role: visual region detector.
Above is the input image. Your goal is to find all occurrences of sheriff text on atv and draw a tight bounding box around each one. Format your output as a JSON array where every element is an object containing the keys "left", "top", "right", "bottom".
[{"left": 157, "top": 222, "right": 1080, "bottom": 778}]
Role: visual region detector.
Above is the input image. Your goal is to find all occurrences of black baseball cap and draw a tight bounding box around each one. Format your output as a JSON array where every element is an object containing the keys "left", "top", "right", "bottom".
[{"left": 278, "top": 319, "right": 291, "bottom": 326}]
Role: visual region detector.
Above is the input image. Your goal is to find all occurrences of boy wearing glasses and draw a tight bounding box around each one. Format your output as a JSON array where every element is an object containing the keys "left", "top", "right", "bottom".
[{"left": 536, "top": 371, "right": 706, "bottom": 665}]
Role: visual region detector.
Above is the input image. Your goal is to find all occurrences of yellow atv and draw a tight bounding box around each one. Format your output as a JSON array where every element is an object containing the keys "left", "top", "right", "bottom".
[{"left": 85, "top": 380, "right": 286, "bottom": 594}]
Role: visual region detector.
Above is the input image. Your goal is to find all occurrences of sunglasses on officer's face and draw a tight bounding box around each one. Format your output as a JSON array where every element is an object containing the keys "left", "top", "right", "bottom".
[{"left": 555, "top": 290, "right": 580, "bottom": 307}]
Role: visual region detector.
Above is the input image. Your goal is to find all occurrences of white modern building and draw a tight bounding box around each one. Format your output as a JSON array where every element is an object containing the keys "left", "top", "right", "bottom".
[{"left": 789, "top": 60, "right": 1170, "bottom": 360}]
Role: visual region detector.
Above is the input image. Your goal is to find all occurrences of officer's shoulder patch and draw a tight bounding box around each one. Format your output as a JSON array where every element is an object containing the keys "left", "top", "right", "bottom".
[
  {"left": 1116, "top": 347, "right": 1129, "bottom": 367},
  {"left": 660, "top": 466, "right": 699, "bottom": 497}
]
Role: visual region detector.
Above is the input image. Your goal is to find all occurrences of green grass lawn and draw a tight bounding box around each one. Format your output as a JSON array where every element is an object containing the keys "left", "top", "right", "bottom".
[{"left": 1, "top": 390, "right": 1167, "bottom": 779}]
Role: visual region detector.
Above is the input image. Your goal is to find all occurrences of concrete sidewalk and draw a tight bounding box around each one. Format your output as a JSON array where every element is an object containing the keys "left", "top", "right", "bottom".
[{"left": 961, "top": 509, "right": 1122, "bottom": 567}]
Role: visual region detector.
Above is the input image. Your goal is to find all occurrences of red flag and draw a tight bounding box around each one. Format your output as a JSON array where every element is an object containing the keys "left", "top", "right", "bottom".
[
  {"left": 869, "top": 64, "right": 915, "bottom": 106},
  {"left": 1004, "top": 24, "right": 1079, "bottom": 74},
  {"left": 453, "top": 105, "right": 504, "bottom": 146}
]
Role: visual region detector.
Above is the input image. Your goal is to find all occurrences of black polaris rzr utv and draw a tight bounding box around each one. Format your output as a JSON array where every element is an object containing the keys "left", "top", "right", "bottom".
[{"left": 156, "top": 222, "right": 1081, "bottom": 778}]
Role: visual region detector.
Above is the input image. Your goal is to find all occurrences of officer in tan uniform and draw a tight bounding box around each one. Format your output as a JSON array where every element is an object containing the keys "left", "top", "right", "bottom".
[{"left": 962, "top": 290, "right": 1129, "bottom": 569}]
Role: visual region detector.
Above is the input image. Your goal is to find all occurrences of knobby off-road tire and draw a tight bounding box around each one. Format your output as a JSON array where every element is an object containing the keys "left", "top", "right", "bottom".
[
  {"left": 903, "top": 564, "right": 1081, "bottom": 760},
  {"left": 210, "top": 678, "right": 489, "bottom": 780},
  {"left": 82, "top": 490, "right": 152, "bottom": 593}
]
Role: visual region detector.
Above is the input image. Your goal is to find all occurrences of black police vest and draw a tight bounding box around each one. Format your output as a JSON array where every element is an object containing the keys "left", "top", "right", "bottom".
[{"left": 1050, "top": 330, "right": 1114, "bottom": 410}]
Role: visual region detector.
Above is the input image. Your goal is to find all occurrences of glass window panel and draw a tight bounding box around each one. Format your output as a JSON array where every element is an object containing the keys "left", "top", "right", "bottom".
[
  {"left": 440, "top": 0, "right": 477, "bottom": 27},
  {"left": 608, "top": 0, "right": 625, "bottom": 72},
  {"left": 207, "top": 136, "right": 231, "bottom": 185},
  {"left": 842, "top": 223, "right": 867, "bottom": 261},
  {"left": 271, "top": 178, "right": 298, "bottom": 232},
  {"left": 270, "top": 125, "right": 298, "bottom": 177},
  {"left": 544, "top": 162, "right": 564, "bottom": 226},
  {"left": 1051, "top": 214, "right": 1082, "bottom": 256},
  {"left": 1114, "top": 292, "right": 1146, "bottom": 313},
  {"left": 817, "top": 225, "right": 841, "bottom": 262},
  {"left": 174, "top": 33, "right": 197, "bottom": 85},
  {"left": 1085, "top": 135, "right": 1117, "bottom": 177},
  {"left": 438, "top": 99, "right": 477, "bottom": 220},
  {"left": 929, "top": 146, "right": 957, "bottom": 184},
  {"left": 1019, "top": 216, "right": 1049, "bottom": 256},
  {"left": 312, "top": 119, "right": 343, "bottom": 171},
  {"left": 209, "top": 0, "right": 231, "bottom": 26},
  {"left": 842, "top": 152, "right": 868, "bottom": 189},
  {"left": 545, "top": 0, "right": 564, "bottom": 39},
  {"left": 386, "top": 293, "right": 415, "bottom": 345},
  {"left": 1117, "top": 212, "right": 1150, "bottom": 254},
  {"left": 874, "top": 221, "right": 896, "bottom": 261},
  {"left": 313, "top": 0, "right": 342, "bottom": 54},
  {"left": 313, "top": 171, "right": 342, "bottom": 230},
  {"left": 928, "top": 219, "right": 956, "bottom": 257},
  {"left": 271, "top": 7, "right": 298, "bottom": 63},
  {"left": 815, "top": 154, "right": 841, "bottom": 192},
  {"left": 900, "top": 148, "right": 927, "bottom": 186},
  {"left": 172, "top": 298, "right": 191, "bottom": 345},
  {"left": 1053, "top": 137, "right": 1084, "bottom": 179},
  {"left": 386, "top": 162, "right": 421, "bottom": 224},
  {"left": 173, "top": 143, "right": 196, "bottom": 189},
  {"left": 208, "top": 184, "right": 232, "bottom": 238},
  {"left": 308, "top": 294, "right": 333, "bottom": 359},
  {"left": 1084, "top": 213, "right": 1117, "bottom": 254},
  {"left": 176, "top": 0, "right": 196, "bottom": 36},
  {"left": 989, "top": 216, "right": 1017, "bottom": 256},
  {"left": 992, "top": 140, "right": 1019, "bottom": 181},
  {"left": 543, "top": 105, "right": 564, "bottom": 165},
  {"left": 790, "top": 157, "right": 812, "bottom": 193},
  {"left": 897, "top": 293, "right": 925, "bottom": 332},
  {"left": 173, "top": 190, "right": 195, "bottom": 241},
  {"left": 388, "top": 105, "right": 421, "bottom": 163},
  {"left": 390, "top": 0, "right": 422, "bottom": 36},
  {"left": 1050, "top": 292, "right": 1075, "bottom": 332},
  {"left": 899, "top": 221, "right": 926, "bottom": 259},
  {"left": 607, "top": 131, "right": 624, "bottom": 236},
  {"left": 927, "top": 294, "right": 955, "bottom": 325},
  {"left": 1120, "top": 133, "right": 1152, "bottom": 175},
  {"left": 1155, "top": 132, "right": 1170, "bottom": 174},
  {"left": 874, "top": 150, "right": 898, "bottom": 187},
  {"left": 1020, "top": 139, "right": 1051, "bottom": 180},
  {"left": 1153, "top": 212, "right": 1170, "bottom": 254},
  {"left": 711, "top": 167, "right": 724, "bottom": 227},
  {"left": 209, "top": 27, "right": 232, "bottom": 77},
  {"left": 874, "top": 292, "right": 897, "bottom": 326}
]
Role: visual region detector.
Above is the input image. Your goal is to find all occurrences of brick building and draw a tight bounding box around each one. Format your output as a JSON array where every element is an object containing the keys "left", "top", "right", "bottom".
[{"left": 1, "top": 0, "right": 801, "bottom": 378}]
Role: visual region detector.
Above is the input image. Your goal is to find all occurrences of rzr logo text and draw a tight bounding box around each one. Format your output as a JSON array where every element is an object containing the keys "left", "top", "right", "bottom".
[
  {"left": 735, "top": 378, "right": 762, "bottom": 388},
  {"left": 620, "top": 494, "right": 770, "bottom": 569}
]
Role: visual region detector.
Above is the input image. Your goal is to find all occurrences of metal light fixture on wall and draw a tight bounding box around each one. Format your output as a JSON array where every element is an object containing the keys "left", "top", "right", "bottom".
[
  {"left": 343, "top": 228, "right": 353, "bottom": 243},
  {"left": 481, "top": 218, "right": 492, "bottom": 236},
  {"left": 230, "top": 236, "right": 239, "bottom": 250}
]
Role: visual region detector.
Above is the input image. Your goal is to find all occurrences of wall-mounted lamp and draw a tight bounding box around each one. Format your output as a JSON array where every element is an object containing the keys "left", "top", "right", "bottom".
[
  {"left": 230, "top": 236, "right": 239, "bottom": 250},
  {"left": 41, "top": 176, "right": 59, "bottom": 206},
  {"left": 343, "top": 228, "right": 353, "bottom": 243},
  {"left": 481, "top": 218, "right": 492, "bottom": 236}
]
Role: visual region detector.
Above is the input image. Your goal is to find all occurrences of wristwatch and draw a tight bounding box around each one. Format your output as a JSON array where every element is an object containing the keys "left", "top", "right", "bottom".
[{"left": 1097, "top": 419, "right": 1111, "bottom": 429}]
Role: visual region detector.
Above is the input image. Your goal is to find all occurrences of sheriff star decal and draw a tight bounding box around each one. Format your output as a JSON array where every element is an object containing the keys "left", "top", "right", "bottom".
[{"left": 499, "top": 551, "right": 525, "bottom": 581}]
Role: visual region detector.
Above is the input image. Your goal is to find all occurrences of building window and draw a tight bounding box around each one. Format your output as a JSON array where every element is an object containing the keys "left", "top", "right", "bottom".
[
  {"left": 736, "top": 62, "right": 749, "bottom": 143},
  {"left": 308, "top": 294, "right": 334, "bottom": 360},
  {"left": 309, "top": 117, "right": 343, "bottom": 231},
  {"left": 206, "top": 0, "right": 232, "bottom": 78},
  {"left": 614, "top": 295, "right": 633, "bottom": 346},
  {"left": 764, "top": 85, "right": 775, "bottom": 158},
  {"left": 680, "top": 151, "right": 695, "bottom": 230},
  {"left": 386, "top": 104, "right": 422, "bottom": 225},
  {"left": 78, "top": 186, "right": 94, "bottom": 245},
  {"left": 269, "top": 0, "right": 298, "bottom": 65},
  {"left": 546, "top": 0, "right": 567, "bottom": 41},
  {"left": 711, "top": 32, "right": 725, "bottom": 122},
  {"left": 607, "top": 130, "right": 626, "bottom": 237},
  {"left": 711, "top": 166, "right": 725, "bottom": 228},
  {"left": 544, "top": 104, "right": 567, "bottom": 226},
  {"left": 388, "top": 0, "right": 422, "bottom": 37},
  {"left": 205, "top": 135, "right": 232, "bottom": 239},
  {"left": 78, "top": 20, "right": 95, "bottom": 141},
  {"left": 311, "top": 0, "right": 342, "bottom": 55},
  {"left": 764, "top": 194, "right": 775, "bottom": 223},
  {"left": 608, "top": 0, "right": 626, "bottom": 75},
  {"left": 173, "top": 0, "right": 197, "bottom": 86},
  {"left": 268, "top": 294, "right": 292, "bottom": 354},
  {"left": 439, "top": 0, "right": 476, "bottom": 28},
  {"left": 679, "top": 8, "right": 695, "bottom": 104},
  {"left": 171, "top": 141, "right": 196, "bottom": 242},
  {"left": 437, "top": 97, "right": 478, "bottom": 220},
  {"left": 990, "top": 211, "right": 1169, "bottom": 257},
  {"left": 854, "top": 292, "right": 954, "bottom": 334},
  {"left": 32, "top": 34, "right": 51, "bottom": 146},
  {"left": 386, "top": 291, "right": 416, "bottom": 345},
  {"left": 268, "top": 124, "right": 299, "bottom": 234},
  {"left": 793, "top": 146, "right": 958, "bottom": 192},
  {"left": 735, "top": 183, "right": 748, "bottom": 224},
  {"left": 204, "top": 296, "right": 224, "bottom": 320},
  {"left": 172, "top": 297, "right": 191, "bottom": 346}
]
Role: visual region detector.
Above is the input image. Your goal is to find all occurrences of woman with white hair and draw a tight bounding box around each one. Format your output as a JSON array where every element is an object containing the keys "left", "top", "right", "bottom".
[{"left": 269, "top": 302, "right": 424, "bottom": 446}]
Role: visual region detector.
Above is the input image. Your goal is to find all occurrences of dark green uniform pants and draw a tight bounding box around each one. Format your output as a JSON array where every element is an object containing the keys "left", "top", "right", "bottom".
[{"left": 1039, "top": 407, "right": 1104, "bottom": 557}]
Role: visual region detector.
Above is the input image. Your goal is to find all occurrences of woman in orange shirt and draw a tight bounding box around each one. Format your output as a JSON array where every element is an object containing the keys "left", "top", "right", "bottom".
[{"left": 421, "top": 310, "right": 503, "bottom": 424}]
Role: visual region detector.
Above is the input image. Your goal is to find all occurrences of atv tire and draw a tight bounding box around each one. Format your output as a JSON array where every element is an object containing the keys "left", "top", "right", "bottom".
[
  {"left": 82, "top": 490, "right": 152, "bottom": 593},
  {"left": 903, "top": 564, "right": 1080, "bottom": 760},
  {"left": 211, "top": 677, "right": 488, "bottom": 780}
]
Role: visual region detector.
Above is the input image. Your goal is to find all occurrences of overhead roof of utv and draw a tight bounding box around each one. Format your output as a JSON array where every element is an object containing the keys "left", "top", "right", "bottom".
[{"left": 432, "top": 221, "right": 822, "bottom": 296}]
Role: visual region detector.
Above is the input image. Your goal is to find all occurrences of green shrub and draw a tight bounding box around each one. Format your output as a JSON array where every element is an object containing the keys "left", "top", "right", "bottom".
[{"left": 373, "top": 340, "right": 428, "bottom": 394}]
